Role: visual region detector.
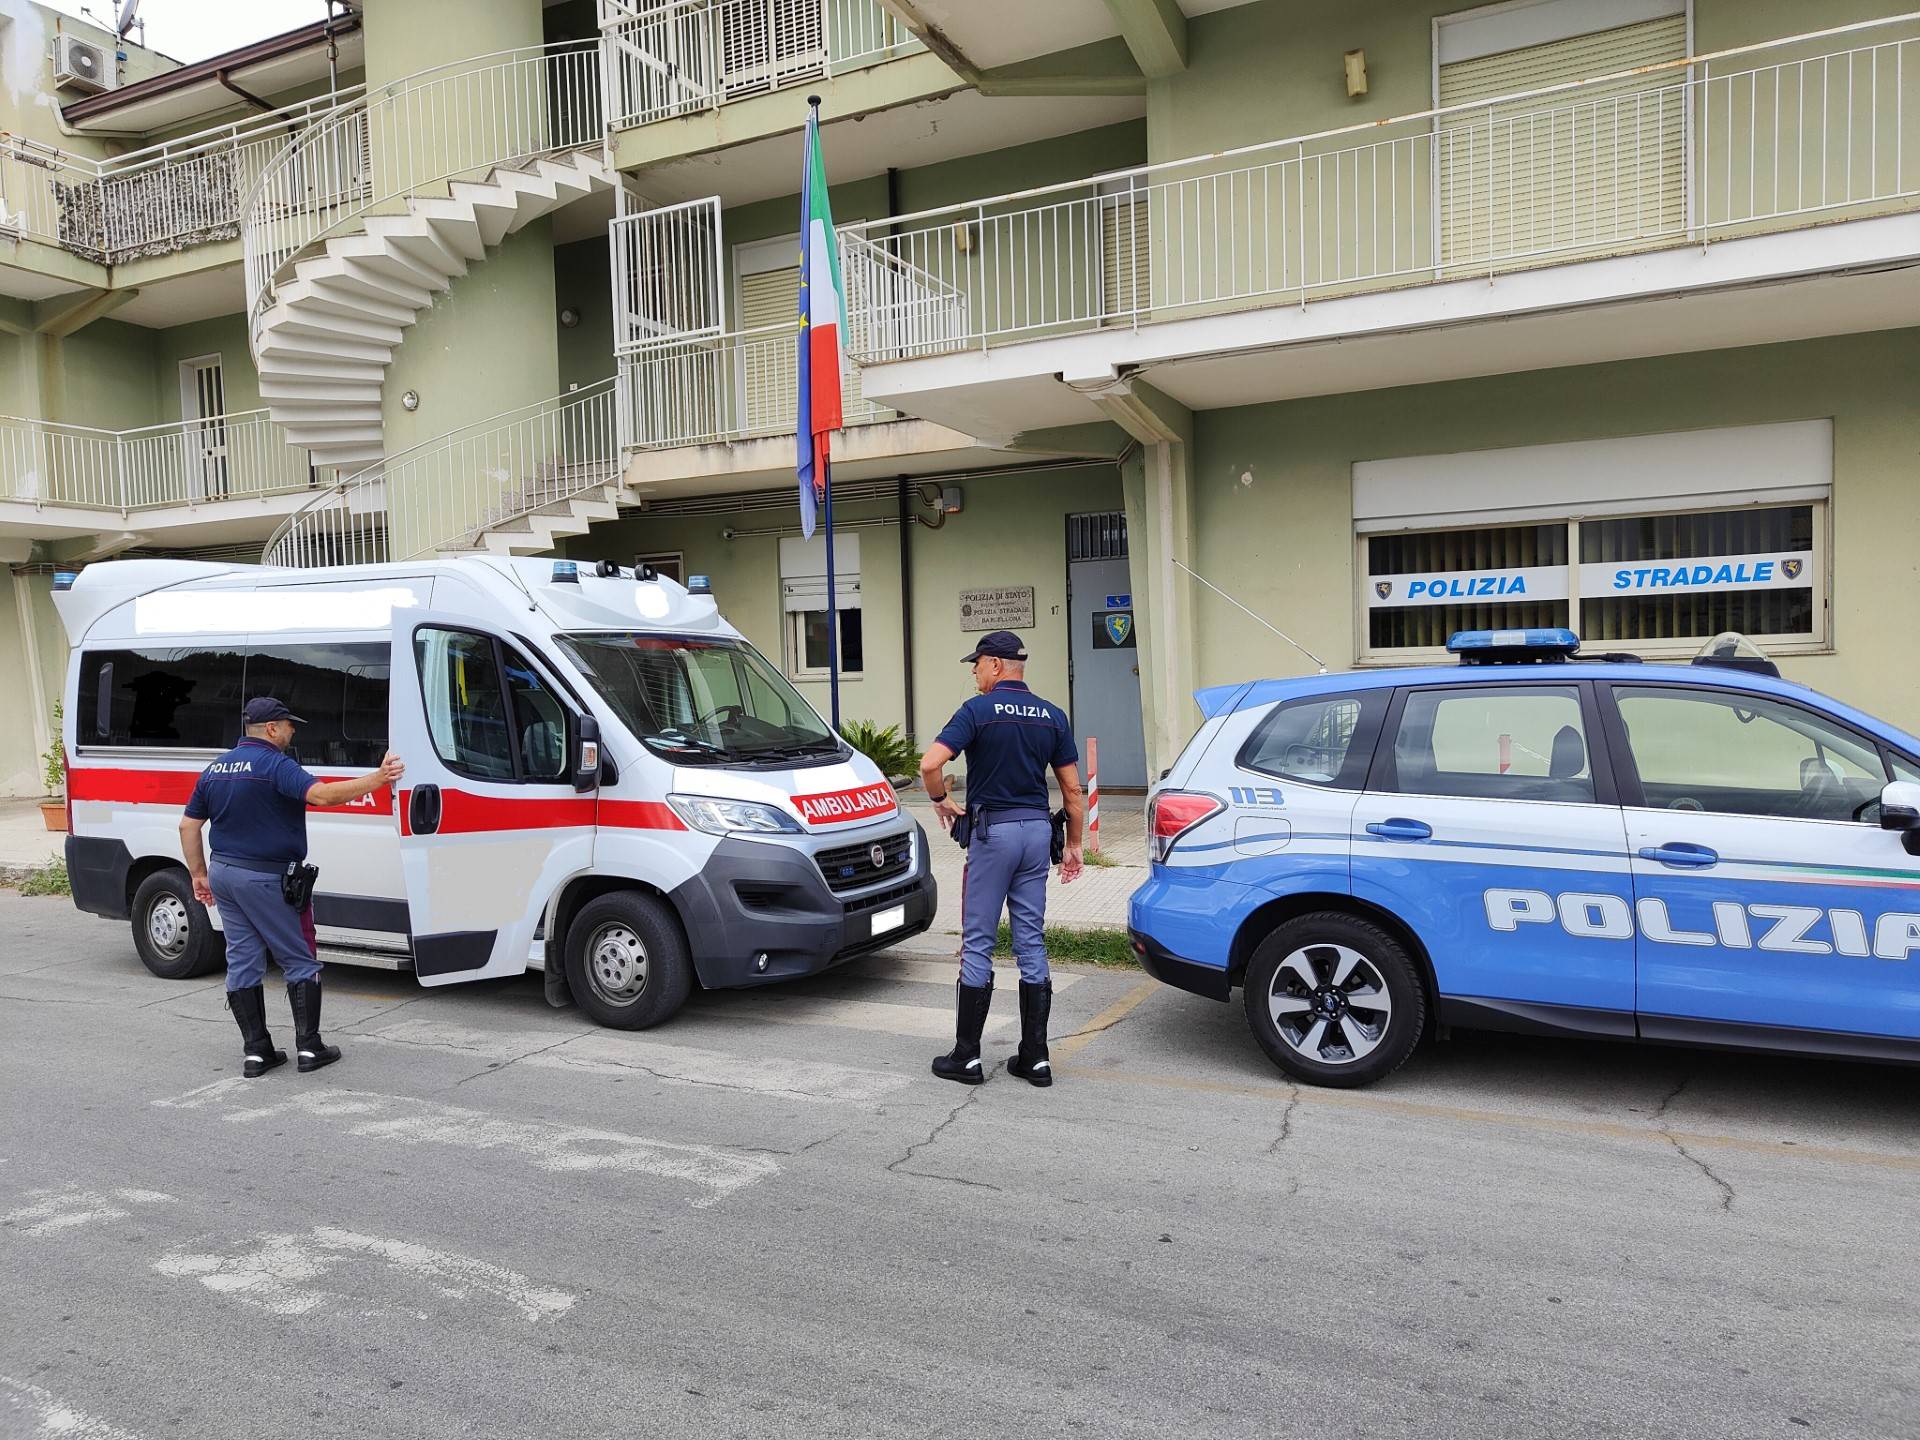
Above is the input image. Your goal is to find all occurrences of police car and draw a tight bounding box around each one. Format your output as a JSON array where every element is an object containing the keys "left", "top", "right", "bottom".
[{"left": 1128, "top": 629, "right": 1920, "bottom": 1087}]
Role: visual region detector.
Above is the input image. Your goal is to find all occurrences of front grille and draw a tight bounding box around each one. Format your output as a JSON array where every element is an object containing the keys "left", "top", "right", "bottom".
[
  {"left": 842, "top": 877, "right": 922, "bottom": 916},
  {"left": 815, "top": 832, "right": 911, "bottom": 895}
]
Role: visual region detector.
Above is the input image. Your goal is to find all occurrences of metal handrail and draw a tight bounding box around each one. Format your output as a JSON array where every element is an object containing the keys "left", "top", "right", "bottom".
[
  {"left": 838, "top": 14, "right": 1920, "bottom": 359},
  {"left": 262, "top": 377, "right": 620, "bottom": 568},
  {"left": 0, "top": 409, "right": 319, "bottom": 512},
  {"left": 241, "top": 40, "right": 604, "bottom": 330}
]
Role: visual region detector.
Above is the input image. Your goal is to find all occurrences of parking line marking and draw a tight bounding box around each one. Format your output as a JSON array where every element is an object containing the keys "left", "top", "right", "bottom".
[
  {"left": 1053, "top": 977, "right": 1159, "bottom": 1062},
  {"left": 1, "top": 1376, "right": 147, "bottom": 1440},
  {"left": 1067, "top": 1064, "right": 1920, "bottom": 1173}
]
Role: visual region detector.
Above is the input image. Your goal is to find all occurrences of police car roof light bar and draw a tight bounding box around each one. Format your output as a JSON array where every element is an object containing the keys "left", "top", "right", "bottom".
[
  {"left": 1172, "top": 559, "right": 1327, "bottom": 673},
  {"left": 1448, "top": 628, "right": 1581, "bottom": 665}
]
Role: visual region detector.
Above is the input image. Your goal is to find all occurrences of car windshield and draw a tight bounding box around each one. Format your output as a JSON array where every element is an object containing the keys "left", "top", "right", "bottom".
[{"left": 554, "top": 632, "right": 841, "bottom": 765}]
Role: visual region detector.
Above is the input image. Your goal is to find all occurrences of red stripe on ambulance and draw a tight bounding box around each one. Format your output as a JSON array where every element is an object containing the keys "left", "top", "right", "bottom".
[{"left": 793, "top": 783, "right": 896, "bottom": 826}]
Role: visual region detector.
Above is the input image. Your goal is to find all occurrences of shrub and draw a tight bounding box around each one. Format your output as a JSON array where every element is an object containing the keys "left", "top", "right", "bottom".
[
  {"left": 17, "top": 860, "right": 70, "bottom": 897},
  {"left": 839, "top": 719, "right": 920, "bottom": 780},
  {"left": 43, "top": 700, "right": 64, "bottom": 797}
]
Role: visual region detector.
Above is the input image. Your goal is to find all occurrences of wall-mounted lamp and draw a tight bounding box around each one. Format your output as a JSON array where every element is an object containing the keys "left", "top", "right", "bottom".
[
  {"left": 1344, "top": 48, "right": 1368, "bottom": 98},
  {"left": 401, "top": 390, "right": 420, "bottom": 412},
  {"left": 559, "top": 306, "right": 581, "bottom": 328},
  {"left": 939, "top": 484, "right": 964, "bottom": 514}
]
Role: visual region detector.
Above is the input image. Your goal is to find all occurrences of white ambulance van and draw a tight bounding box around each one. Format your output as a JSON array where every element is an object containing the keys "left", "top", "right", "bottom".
[{"left": 53, "top": 555, "right": 936, "bottom": 1028}]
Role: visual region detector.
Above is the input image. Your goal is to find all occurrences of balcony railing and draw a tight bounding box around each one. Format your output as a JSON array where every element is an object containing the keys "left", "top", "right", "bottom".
[
  {"left": 618, "top": 322, "right": 895, "bottom": 450},
  {"left": 0, "top": 411, "right": 320, "bottom": 512},
  {"left": 838, "top": 15, "right": 1920, "bottom": 361},
  {"left": 243, "top": 41, "right": 602, "bottom": 325},
  {"left": 600, "top": 0, "right": 922, "bottom": 128},
  {"left": 0, "top": 88, "right": 366, "bottom": 265},
  {"left": 263, "top": 379, "right": 619, "bottom": 568}
]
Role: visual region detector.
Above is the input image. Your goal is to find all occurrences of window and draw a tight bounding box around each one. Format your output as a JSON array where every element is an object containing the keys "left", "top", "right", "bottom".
[
  {"left": 1239, "top": 692, "right": 1386, "bottom": 788},
  {"left": 778, "top": 533, "right": 861, "bottom": 679},
  {"left": 794, "top": 609, "right": 863, "bottom": 677},
  {"left": 1363, "top": 502, "right": 1821, "bottom": 659},
  {"left": 1613, "top": 686, "right": 1890, "bottom": 823},
  {"left": 243, "top": 644, "right": 389, "bottom": 769},
  {"left": 1387, "top": 684, "right": 1594, "bottom": 803},
  {"left": 413, "top": 628, "right": 569, "bottom": 784},
  {"left": 78, "top": 647, "right": 246, "bottom": 750}
]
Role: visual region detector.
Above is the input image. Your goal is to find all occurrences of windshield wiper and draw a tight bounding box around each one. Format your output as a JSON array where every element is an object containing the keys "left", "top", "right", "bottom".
[
  {"left": 735, "top": 742, "right": 844, "bottom": 765},
  {"left": 649, "top": 730, "right": 727, "bottom": 757}
]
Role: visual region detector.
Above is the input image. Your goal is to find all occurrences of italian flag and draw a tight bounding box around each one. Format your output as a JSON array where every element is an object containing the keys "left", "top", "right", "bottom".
[{"left": 796, "top": 103, "right": 843, "bottom": 540}]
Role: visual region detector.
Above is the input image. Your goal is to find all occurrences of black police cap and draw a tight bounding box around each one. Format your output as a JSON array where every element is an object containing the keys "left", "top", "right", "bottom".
[{"left": 961, "top": 630, "right": 1028, "bottom": 663}]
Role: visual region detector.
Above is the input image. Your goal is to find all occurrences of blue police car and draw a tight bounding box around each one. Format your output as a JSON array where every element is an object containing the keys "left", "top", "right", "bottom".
[{"left": 1128, "top": 630, "right": 1920, "bottom": 1087}]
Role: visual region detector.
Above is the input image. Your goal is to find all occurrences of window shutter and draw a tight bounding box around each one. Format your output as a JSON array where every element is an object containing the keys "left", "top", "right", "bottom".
[
  {"left": 1437, "top": 15, "right": 1687, "bottom": 269},
  {"left": 737, "top": 263, "right": 800, "bottom": 436},
  {"left": 1100, "top": 196, "right": 1149, "bottom": 322}
]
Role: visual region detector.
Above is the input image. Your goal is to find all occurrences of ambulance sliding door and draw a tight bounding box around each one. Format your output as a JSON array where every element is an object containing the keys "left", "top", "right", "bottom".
[{"left": 389, "top": 614, "right": 597, "bottom": 985}]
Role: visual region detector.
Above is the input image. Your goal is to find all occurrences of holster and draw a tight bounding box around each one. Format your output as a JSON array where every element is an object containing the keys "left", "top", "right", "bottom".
[
  {"left": 282, "top": 861, "right": 319, "bottom": 910},
  {"left": 950, "top": 812, "right": 974, "bottom": 849},
  {"left": 1049, "top": 808, "right": 1068, "bottom": 865}
]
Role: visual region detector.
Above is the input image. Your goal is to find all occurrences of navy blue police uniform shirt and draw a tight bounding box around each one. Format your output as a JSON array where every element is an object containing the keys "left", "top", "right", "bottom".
[
  {"left": 184, "top": 737, "right": 319, "bottom": 867},
  {"left": 934, "top": 681, "right": 1078, "bottom": 812}
]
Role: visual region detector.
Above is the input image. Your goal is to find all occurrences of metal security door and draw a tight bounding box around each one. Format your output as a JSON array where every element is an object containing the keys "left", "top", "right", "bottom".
[
  {"left": 612, "top": 197, "right": 725, "bottom": 448},
  {"left": 180, "top": 356, "right": 229, "bottom": 499},
  {"left": 1067, "top": 512, "right": 1146, "bottom": 789}
]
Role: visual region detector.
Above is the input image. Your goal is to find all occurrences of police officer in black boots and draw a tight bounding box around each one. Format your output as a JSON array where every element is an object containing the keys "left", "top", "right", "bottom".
[{"left": 179, "top": 697, "right": 403, "bottom": 1077}]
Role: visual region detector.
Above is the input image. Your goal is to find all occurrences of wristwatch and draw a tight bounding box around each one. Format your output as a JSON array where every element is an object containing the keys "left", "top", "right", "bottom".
[{"left": 927, "top": 789, "right": 947, "bottom": 803}]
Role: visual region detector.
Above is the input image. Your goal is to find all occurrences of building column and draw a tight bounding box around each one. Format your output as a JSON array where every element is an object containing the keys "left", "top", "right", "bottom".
[{"left": 1081, "top": 377, "right": 1196, "bottom": 777}]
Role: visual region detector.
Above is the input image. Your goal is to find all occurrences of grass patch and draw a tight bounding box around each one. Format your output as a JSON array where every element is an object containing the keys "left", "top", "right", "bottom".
[
  {"left": 14, "top": 859, "right": 70, "bottom": 897},
  {"left": 993, "top": 923, "right": 1137, "bottom": 968},
  {"left": 1081, "top": 847, "right": 1123, "bottom": 868}
]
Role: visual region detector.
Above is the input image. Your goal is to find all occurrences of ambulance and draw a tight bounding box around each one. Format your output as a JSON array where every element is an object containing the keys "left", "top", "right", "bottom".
[
  {"left": 53, "top": 556, "right": 936, "bottom": 1029},
  {"left": 1130, "top": 629, "right": 1920, "bottom": 1087}
]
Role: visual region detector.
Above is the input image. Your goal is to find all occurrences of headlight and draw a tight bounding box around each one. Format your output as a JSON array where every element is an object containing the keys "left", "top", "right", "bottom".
[{"left": 667, "top": 793, "right": 803, "bottom": 835}]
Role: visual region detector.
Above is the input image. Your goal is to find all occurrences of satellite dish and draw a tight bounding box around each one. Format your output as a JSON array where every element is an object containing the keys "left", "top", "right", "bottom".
[{"left": 115, "top": 0, "right": 140, "bottom": 38}]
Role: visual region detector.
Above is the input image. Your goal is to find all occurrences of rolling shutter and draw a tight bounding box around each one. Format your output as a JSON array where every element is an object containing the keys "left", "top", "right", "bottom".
[
  {"left": 738, "top": 263, "right": 800, "bottom": 436},
  {"left": 1099, "top": 195, "right": 1149, "bottom": 323},
  {"left": 1437, "top": 15, "right": 1687, "bottom": 269}
]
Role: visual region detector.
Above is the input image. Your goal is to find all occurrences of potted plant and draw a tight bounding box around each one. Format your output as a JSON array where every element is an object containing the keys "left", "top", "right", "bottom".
[
  {"left": 40, "top": 702, "right": 66, "bottom": 833},
  {"left": 839, "top": 719, "right": 920, "bottom": 788}
]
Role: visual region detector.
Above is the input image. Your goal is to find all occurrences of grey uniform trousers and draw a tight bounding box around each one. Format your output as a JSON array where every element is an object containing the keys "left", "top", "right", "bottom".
[
  {"left": 958, "top": 815, "right": 1051, "bottom": 988},
  {"left": 211, "top": 860, "right": 320, "bottom": 992}
]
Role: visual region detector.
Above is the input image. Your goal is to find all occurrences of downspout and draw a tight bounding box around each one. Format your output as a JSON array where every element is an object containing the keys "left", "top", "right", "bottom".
[{"left": 897, "top": 475, "right": 914, "bottom": 739}]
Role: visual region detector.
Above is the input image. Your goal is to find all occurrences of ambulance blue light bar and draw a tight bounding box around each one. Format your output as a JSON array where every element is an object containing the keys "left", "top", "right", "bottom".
[{"left": 1447, "top": 628, "right": 1581, "bottom": 664}]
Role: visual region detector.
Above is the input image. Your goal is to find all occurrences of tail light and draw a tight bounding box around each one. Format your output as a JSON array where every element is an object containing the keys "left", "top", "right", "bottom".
[{"left": 1147, "top": 790, "right": 1223, "bottom": 862}]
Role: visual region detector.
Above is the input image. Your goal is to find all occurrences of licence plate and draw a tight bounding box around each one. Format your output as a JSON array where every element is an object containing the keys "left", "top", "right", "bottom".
[{"left": 869, "top": 904, "right": 906, "bottom": 937}]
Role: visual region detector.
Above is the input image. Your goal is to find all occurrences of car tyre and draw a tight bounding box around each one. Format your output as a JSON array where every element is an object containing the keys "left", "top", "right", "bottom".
[
  {"left": 130, "top": 869, "right": 224, "bottom": 980},
  {"left": 1243, "top": 912, "right": 1425, "bottom": 1088},
  {"left": 564, "top": 890, "right": 693, "bottom": 1030}
]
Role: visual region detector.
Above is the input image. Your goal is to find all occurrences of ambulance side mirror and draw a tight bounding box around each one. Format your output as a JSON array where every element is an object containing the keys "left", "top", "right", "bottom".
[
  {"left": 1879, "top": 780, "right": 1920, "bottom": 855},
  {"left": 572, "top": 714, "right": 601, "bottom": 792}
]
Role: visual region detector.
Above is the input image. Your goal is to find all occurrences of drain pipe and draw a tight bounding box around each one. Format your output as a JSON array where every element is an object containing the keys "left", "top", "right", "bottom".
[{"left": 897, "top": 474, "right": 915, "bottom": 739}]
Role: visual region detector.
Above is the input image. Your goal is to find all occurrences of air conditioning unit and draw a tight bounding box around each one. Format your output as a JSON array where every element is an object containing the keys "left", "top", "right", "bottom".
[{"left": 53, "top": 36, "right": 115, "bottom": 95}]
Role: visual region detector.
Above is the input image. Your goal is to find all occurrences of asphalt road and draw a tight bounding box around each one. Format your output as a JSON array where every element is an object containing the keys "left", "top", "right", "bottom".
[{"left": 2, "top": 892, "right": 1917, "bottom": 1440}]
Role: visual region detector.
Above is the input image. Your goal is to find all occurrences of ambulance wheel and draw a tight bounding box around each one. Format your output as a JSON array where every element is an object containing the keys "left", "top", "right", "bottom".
[
  {"left": 564, "top": 891, "right": 692, "bottom": 1030},
  {"left": 1243, "top": 913, "right": 1424, "bottom": 1089},
  {"left": 131, "top": 869, "right": 224, "bottom": 980}
]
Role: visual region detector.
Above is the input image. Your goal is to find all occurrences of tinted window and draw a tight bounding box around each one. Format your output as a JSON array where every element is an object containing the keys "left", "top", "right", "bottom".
[
  {"left": 502, "top": 644, "right": 567, "bottom": 782},
  {"left": 1239, "top": 692, "right": 1384, "bottom": 788},
  {"left": 78, "top": 647, "right": 246, "bottom": 750},
  {"left": 244, "top": 644, "right": 389, "bottom": 769},
  {"left": 1388, "top": 685, "right": 1594, "bottom": 803},
  {"left": 1614, "top": 686, "right": 1887, "bottom": 822},
  {"left": 414, "top": 628, "right": 516, "bottom": 782}
]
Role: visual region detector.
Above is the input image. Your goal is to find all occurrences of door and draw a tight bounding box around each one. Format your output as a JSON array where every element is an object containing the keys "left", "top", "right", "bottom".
[
  {"left": 1605, "top": 682, "right": 1920, "bottom": 1044},
  {"left": 180, "top": 356, "right": 229, "bottom": 499},
  {"left": 734, "top": 239, "right": 799, "bottom": 437},
  {"left": 388, "top": 614, "right": 596, "bottom": 986},
  {"left": 1351, "top": 681, "right": 1636, "bottom": 1025},
  {"left": 1066, "top": 512, "right": 1146, "bottom": 789}
]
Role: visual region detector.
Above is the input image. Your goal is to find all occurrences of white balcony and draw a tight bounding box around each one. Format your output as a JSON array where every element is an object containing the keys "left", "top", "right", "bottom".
[
  {"left": 838, "top": 17, "right": 1920, "bottom": 433},
  {"left": 600, "top": 0, "right": 922, "bottom": 130}
]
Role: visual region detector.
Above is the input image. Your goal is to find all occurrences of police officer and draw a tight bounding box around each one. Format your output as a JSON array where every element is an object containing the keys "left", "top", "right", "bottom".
[
  {"left": 178, "top": 697, "right": 404, "bottom": 1078},
  {"left": 918, "top": 631, "right": 1085, "bottom": 1087}
]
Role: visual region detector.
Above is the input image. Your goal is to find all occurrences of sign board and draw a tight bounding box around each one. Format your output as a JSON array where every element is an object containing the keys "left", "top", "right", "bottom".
[
  {"left": 1093, "top": 610, "right": 1136, "bottom": 649},
  {"left": 1104, "top": 593, "right": 1131, "bottom": 609},
  {"left": 1365, "top": 565, "right": 1569, "bottom": 609},
  {"left": 1366, "top": 552, "right": 1814, "bottom": 609},
  {"left": 959, "top": 586, "right": 1035, "bottom": 632}
]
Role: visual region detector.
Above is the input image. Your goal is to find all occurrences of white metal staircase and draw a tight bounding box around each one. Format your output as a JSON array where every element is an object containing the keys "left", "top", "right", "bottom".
[{"left": 242, "top": 41, "right": 609, "bottom": 471}]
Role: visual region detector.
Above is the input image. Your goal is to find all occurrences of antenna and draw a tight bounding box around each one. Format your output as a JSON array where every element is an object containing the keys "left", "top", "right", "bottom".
[
  {"left": 115, "top": 0, "right": 140, "bottom": 39},
  {"left": 1173, "top": 558, "right": 1328, "bottom": 674}
]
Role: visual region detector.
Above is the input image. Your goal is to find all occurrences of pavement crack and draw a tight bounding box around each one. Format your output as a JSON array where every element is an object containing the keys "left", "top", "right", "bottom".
[
  {"left": 1266, "top": 1083, "right": 1300, "bottom": 1155},
  {"left": 1652, "top": 1073, "right": 1736, "bottom": 1214},
  {"left": 0, "top": 991, "right": 96, "bottom": 1006},
  {"left": 886, "top": 1081, "right": 995, "bottom": 1187},
  {"left": 447, "top": 1032, "right": 593, "bottom": 1088},
  {"left": 139, "top": 981, "right": 227, "bottom": 1009},
  {"left": 738, "top": 1128, "right": 852, "bottom": 1158}
]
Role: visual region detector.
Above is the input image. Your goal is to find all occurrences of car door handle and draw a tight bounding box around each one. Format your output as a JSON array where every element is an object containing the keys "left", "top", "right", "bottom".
[
  {"left": 1366, "top": 818, "right": 1433, "bottom": 842},
  {"left": 409, "top": 784, "right": 441, "bottom": 836},
  {"left": 1638, "top": 843, "right": 1718, "bottom": 869}
]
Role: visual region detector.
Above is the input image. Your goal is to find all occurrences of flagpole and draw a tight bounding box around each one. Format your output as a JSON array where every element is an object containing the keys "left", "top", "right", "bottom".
[{"left": 808, "top": 95, "right": 842, "bottom": 731}]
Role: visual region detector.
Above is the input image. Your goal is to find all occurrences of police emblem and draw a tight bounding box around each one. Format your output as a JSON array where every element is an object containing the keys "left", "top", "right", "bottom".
[
  {"left": 1783, "top": 558, "right": 1804, "bottom": 580},
  {"left": 1374, "top": 581, "right": 1393, "bottom": 600},
  {"left": 1104, "top": 613, "right": 1133, "bottom": 646}
]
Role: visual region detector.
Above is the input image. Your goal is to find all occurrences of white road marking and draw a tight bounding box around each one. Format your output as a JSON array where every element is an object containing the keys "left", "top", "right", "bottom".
[
  {"left": 355, "top": 1018, "right": 912, "bottom": 1103},
  {"left": 0, "top": 1377, "right": 147, "bottom": 1439},
  {"left": 692, "top": 992, "right": 1015, "bottom": 1039},
  {"left": 855, "top": 959, "right": 1084, "bottom": 991},
  {"left": 1, "top": 1187, "right": 175, "bottom": 1236},
  {"left": 153, "top": 1081, "right": 776, "bottom": 1207},
  {"left": 154, "top": 1226, "right": 576, "bottom": 1322}
]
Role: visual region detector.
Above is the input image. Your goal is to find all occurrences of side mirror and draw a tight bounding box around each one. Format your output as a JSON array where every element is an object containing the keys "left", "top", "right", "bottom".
[
  {"left": 1878, "top": 779, "right": 1920, "bottom": 831},
  {"left": 572, "top": 714, "right": 601, "bottom": 792}
]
